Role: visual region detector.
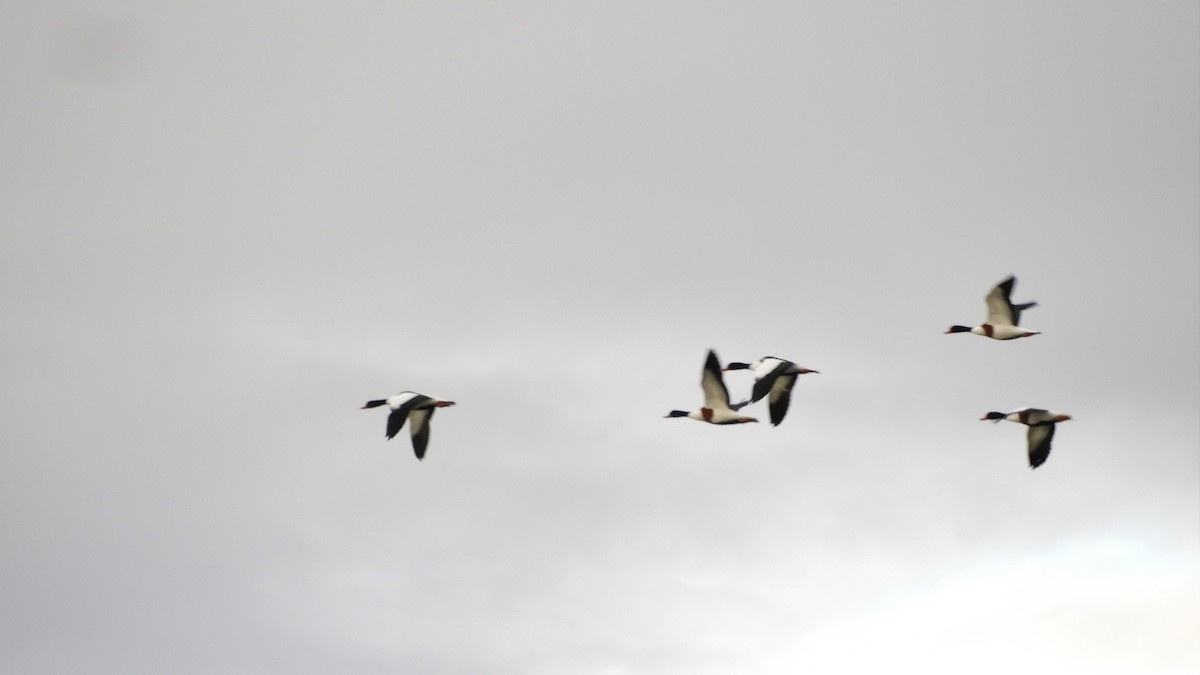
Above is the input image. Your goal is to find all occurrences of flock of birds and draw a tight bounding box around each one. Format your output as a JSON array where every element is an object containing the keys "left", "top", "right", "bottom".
[{"left": 362, "top": 275, "right": 1072, "bottom": 468}]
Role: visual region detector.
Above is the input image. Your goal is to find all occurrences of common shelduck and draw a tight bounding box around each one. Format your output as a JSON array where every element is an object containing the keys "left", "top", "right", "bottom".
[
  {"left": 664, "top": 350, "right": 758, "bottom": 425},
  {"left": 722, "top": 357, "right": 818, "bottom": 426},
  {"left": 980, "top": 407, "right": 1072, "bottom": 468},
  {"left": 361, "top": 392, "right": 456, "bottom": 460},
  {"left": 945, "top": 275, "right": 1039, "bottom": 340}
]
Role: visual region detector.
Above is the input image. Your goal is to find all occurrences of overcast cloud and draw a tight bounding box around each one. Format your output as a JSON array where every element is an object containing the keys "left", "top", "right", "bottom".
[{"left": 2, "top": 2, "right": 1197, "bottom": 673}]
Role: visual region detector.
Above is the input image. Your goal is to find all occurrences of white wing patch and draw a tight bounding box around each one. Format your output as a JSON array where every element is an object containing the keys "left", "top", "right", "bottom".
[
  {"left": 700, "top": 366, "right": 732, "bottom": 409},
  {"left": 751, "top": 358, "right": 785, "bottom": 378},
  {"left": 984, "top": 284, "right": 1016, "bottom": 325},
  {"left": 385, "top": 391, "right": 421, "bottom": 409}
]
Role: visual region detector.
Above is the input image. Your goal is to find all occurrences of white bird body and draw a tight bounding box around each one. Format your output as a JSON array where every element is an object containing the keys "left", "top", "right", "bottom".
[
  {"left": 679, "top": 407, "right": 754, "bottom": 424},
  {"left": 361, "top": 391, "right": 456, "bottom": 460},
  {"left": 967, "top": 324, "right": 1038, "bottom": 340}
]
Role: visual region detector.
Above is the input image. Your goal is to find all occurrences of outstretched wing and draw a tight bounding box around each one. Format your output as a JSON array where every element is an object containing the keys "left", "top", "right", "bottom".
[
  {"left": 984, "top": 276, "right": 1018, "bottom": 325},
  {"left": 1010, "top": 301, "right": 1037, "bottom": 326},
  {"left": 1026, "top": 423, "right": 1056, "bottom": 468},
  {"left": 700, "top": 350, "right": 733, "bottom": 409},
  {"left": 409, "top": 407, "right": 435, "bottom": 459},
  {"left": 767, "top": 374, "right": 797, "bottom": 426}
]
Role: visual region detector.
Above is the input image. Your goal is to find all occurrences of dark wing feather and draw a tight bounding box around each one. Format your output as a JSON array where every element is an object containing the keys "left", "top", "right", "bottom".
[
  {"left": 767, "top": 374, "right": 797, "bottom": 426},
  {"left": 1026, "top": 423, "right": 1056, "bottom": 468},
  {"left": 995, "top": 275, "right": 1017, "bottom": 299},
  {"left": 385, "top": 408, "right": 406, "bottom": 439},
  {"left": 410, "top": 408, "right": 434, "bottom": 459},
  {"left": 385, "top": 394, "right": 431, "bottom": 439},
  {"left": 1010, "top": 301, "right": 1037, "bottom": 326}
]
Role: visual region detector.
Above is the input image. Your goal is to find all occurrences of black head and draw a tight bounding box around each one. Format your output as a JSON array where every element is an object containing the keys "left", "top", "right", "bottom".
[
  {"left": 722, "top": 362, "right": 751, "bottom": 371},
  {"left": 945, "top": 325, "right": 973, "bottom": 334},
  {"left": 980, "top": 411, "right": 1007, "bottom": 422},
  {"left": 664, "top": 410, "right": 690, "bottom": 418},
  {"left": 360, "top": 399, "right": 387, "bottom": 409}
]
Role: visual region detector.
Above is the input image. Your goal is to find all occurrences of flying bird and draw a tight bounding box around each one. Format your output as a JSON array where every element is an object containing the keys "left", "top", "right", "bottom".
[
  {"left": 664, "top": 350, "right": 758, "bottom": 425},
  {"left": 723, "top": 356, "right": 818, "bottom": 426},
  {"left": 980, "top": 407, "right": 1072, "bottom": 468},
  {"left": 361, "top": 391, "right": 456, "bottom": 460},
  {"left": 945, "top": 275, "right": 1039, "bottom": 340}
]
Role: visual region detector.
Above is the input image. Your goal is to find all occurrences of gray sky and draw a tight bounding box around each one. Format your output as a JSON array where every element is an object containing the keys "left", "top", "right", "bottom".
[{"left": 2, "top": 2, "right": 1198, "bottom": 673}]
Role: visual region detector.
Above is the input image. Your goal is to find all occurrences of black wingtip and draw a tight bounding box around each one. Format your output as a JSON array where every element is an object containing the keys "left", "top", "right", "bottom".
[{"left": 704, "top": 349, "right": 721, "bottom": 369}]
